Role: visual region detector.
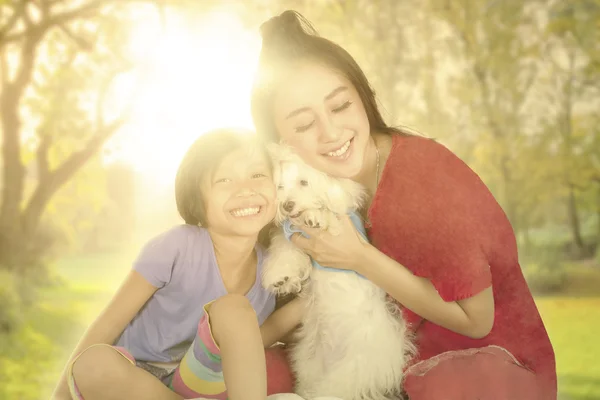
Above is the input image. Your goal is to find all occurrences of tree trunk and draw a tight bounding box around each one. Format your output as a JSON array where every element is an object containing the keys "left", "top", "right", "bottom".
[
  {"left": 0, "top": 3, "right": 130, "bottom": 268},
  {"left": 0, "top": 30, "right": 44, "bottom": 269},
  {"left": 0, "top": 89, "right": 25, "bottom": 232}
]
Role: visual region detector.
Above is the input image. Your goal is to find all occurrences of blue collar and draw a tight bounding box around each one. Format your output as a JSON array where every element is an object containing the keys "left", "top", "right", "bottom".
[{"left": 281, "top": 210, "right": 367, "bottom": 279}]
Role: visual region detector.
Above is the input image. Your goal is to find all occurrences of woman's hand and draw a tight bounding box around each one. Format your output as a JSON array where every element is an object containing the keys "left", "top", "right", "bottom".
[
  {"left": 293, "top": 217, "right": 495, "bottom": 338},
  {"left": 290, "top": 214, "right": 369, "bottom": 272}
]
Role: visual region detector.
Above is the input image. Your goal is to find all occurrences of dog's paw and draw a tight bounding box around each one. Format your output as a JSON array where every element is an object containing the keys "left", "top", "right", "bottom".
[
  {"left": 262, "top": 260, "right": 311, "bottom": 295},
  {"left": 263, "top": 271, "right": 306, "bottom": 295},
  {"left": 301, "top": 209, "right": 327, "bottom": 230}
]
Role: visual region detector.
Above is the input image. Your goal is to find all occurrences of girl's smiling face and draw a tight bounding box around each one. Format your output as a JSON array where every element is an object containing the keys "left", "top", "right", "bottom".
[
  {"left": 272, "top": 62, "right": 371, "bottom": 180},
  {"left": 202, "top": 147, "right": 276, "bottom": 238}
]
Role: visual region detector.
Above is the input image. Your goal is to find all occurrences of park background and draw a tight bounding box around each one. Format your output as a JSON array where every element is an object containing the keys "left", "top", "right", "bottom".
[{"left": 0, "top": 1, "right": 598, "bottom": 399}]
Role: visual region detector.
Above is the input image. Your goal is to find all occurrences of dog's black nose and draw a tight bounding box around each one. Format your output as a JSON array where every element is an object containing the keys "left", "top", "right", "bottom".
[{"left": 283, "top": 201, "right": 295, "bottom": 212}]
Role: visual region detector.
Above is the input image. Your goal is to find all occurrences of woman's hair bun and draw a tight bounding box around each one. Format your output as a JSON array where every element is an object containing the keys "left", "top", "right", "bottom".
[{"left": 259, "top": 10, "right": 317, "bottom": 44}]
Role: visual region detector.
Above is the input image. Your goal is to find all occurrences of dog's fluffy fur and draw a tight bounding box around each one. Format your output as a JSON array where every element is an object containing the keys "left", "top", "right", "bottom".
[{"left": 263, "top": 144, "right": 416, "bottom": 400}]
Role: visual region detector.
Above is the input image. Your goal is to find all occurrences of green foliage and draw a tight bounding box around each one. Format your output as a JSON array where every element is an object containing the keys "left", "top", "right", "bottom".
[
  {"left": 524, "top": 262, "right": 568, "bottom": 294},
  {"left": 0, "top": 270, "right": 24, "bottom": 332},
  {"left": 0, "top": 250, "right": 133, "bottom": 400},
  {"left": 0, "top": 0, "right": 163, "bottom": 271},
  {"left": 411, "top": 0, "right": 600, "bottom": 254},
  {"left": 42, "top": 156, "right": 109, "bottom": 254},
  {"left": 0, "top": 326, "right": 60, "bottom": 400}
]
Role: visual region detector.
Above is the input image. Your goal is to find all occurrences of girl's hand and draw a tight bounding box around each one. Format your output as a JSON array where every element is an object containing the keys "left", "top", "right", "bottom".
[{"left": 290, "top": 214, "right": 369, "bottom": 272}]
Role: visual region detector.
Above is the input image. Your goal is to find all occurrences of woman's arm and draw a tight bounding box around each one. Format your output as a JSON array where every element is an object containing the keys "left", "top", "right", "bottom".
[
  {"left": 291, "top": 217, "right": 495, "bottom": 340},
  {"left": 260, "top": 296, "right": 307, "bottom": 348},
  {"left": 51, "top": 270, "right": 158, "bottom": 399},
  {"left": 355, "top": 243, "right": 495, "bottom": 339}
]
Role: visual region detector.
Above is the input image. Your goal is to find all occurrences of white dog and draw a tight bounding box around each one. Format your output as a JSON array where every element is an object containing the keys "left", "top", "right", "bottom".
[{"left": 263, "top": 145, "right": 415, "bottom": 400}]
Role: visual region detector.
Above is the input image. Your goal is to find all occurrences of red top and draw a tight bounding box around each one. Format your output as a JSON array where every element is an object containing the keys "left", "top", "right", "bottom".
[{"left": 367, "top": 134, "right": 556, "bottom": 394}]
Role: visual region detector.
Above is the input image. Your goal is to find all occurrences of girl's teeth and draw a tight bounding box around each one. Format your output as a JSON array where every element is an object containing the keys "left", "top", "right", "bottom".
[
  {"left": 327, "top": 140, "right": 350, "bottom": 157},
  {"left": 231, "top": 207, "right": 260, "bottom": 217}
]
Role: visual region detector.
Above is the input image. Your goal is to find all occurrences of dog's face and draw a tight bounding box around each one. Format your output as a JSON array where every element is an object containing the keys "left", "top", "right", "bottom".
[{"left": 269, "top": 144, "right": 364, "bottom": 225}]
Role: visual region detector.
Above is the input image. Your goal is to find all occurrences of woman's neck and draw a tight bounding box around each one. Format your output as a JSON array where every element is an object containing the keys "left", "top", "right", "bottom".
[{"left": 354, "top": 134, "right": 380, "bottom": 195}]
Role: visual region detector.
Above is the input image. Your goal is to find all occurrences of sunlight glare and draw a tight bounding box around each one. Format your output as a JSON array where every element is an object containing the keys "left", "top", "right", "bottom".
[{"left": 107, "top": 9, "right": 261, "bottom": 186}]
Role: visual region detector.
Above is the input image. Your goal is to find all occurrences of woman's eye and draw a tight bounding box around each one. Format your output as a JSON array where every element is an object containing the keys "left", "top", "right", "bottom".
[
  {"left": 332, "top": 101, "right": 352, "bottom": 113},
  {"left": 277, "top": 185, "right": 284, "bottom": 190},
  {"left": 295, "top": 121, "right": 315, "bottom": 133},
  {"left": 252, "top": 173, "right": 267, "bottom": 179},
  {"left": 215, "top": 178, "right": 231, "bottom": 184},
  {"left": 300, "top": 180, "right": 309, "bottom": 186}
]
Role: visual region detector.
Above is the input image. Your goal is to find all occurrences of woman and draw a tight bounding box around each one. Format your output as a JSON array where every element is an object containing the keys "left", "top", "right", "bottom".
[{"left": 251, "top": 10, "right": 557, "bottom": 400}]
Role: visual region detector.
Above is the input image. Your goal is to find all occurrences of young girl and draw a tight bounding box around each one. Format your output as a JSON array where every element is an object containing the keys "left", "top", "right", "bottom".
[
  {"left": 250, "top": 10, "right": 557, "bottom": 400},
  {"left": 51, "top": 129, "right": 301, "bottom": 400}
]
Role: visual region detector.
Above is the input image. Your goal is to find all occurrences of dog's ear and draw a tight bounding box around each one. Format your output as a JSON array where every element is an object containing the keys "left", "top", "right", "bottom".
[{"left": 318, "top": 174, "right": 367, "bottom": 214}]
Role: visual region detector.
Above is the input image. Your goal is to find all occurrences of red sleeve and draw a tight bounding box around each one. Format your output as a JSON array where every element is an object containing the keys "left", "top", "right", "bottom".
[
  {"left": 427, "top": 224, "right": 492, "bottom": 302},
  {"left": 415, "top": 138, "right": 493, "bottom": 301},
  {"left": 374, "top": 136, "right": 495, "bottom": 302}
]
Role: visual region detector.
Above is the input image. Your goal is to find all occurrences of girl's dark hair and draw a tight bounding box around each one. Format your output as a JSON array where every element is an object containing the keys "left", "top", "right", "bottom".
[
  {"left": 251, "top": 10, "right": 409, "bottom": 142},
  {"left": 175, "top": 128, "right": 268, "bottom": 226}
]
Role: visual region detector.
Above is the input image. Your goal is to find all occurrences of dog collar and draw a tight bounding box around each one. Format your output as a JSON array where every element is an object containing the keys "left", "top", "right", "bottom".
[{"left": 282, "top": 210, "right": 367, "bottom": 279}]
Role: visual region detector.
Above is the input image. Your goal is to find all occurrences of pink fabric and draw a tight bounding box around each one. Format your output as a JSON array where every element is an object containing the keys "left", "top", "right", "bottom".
[
  {"left": 265, "top": 346, "right": 295, "bottom": 395},
  {"left": 198, "top": 311, "right": 221, "bottom": 355},
  {"left": 404, "top": 346, "right": 547, "bottom": 400}
]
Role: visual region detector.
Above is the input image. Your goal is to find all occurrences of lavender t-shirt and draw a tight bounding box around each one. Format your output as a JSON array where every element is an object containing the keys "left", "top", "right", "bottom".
[{"left": 115, "top": 224, "right": 275, "bottom": 363}]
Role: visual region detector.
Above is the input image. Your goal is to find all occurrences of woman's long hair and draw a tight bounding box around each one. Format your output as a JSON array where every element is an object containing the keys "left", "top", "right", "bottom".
[{"left": 250, "top": 10, "right": 410, "bottom": 143}]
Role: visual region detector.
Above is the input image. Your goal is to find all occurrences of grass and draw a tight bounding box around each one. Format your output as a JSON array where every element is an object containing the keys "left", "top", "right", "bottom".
[
  {"left": 537, "top": 297, "right": 600, "bottom": 400},
  {"left": 1, "top": 251, "right": 599, "bottom": 400},
  {"left": 0, "top": 251, "right": 133, "bottom": 400}
]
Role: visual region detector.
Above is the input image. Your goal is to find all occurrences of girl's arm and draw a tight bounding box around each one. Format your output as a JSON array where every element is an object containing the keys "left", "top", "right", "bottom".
[
  {"left": 355, "top": 243, "right": 495, "bottom": 339},
  {"left": 51, "top": 270, "right": 159, "bottom": 400},
  {"left": 260, "top": 296, "right": 307, "bottom": 348}
]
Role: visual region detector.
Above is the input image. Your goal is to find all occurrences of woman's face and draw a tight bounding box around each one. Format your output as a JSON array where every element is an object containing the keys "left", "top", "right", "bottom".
[{"left": 272, "top": 62, "right": 371, "bottom": 179}]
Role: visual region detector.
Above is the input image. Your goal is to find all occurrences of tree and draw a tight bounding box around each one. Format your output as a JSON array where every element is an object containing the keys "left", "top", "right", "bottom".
[
  {"left": 423, "top": 0, "right": 550, "bottom": 235},
  {"left": 542, "top": 0, "right": 600, "bottom": 255},
  {"left": 0, "top": 1, "right": 145, "bottom": 269}
]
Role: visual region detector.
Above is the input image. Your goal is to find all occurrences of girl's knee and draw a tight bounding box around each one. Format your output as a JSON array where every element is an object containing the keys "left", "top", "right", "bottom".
[
  {"left": 209, "top": 294, "right": 255, "bottom": 319},
  {"left": 71, "top": 345, "right": 131, "bottom": 391},
  {"left": 208, "top": 294, "right": 258, "bottom": 336}
]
